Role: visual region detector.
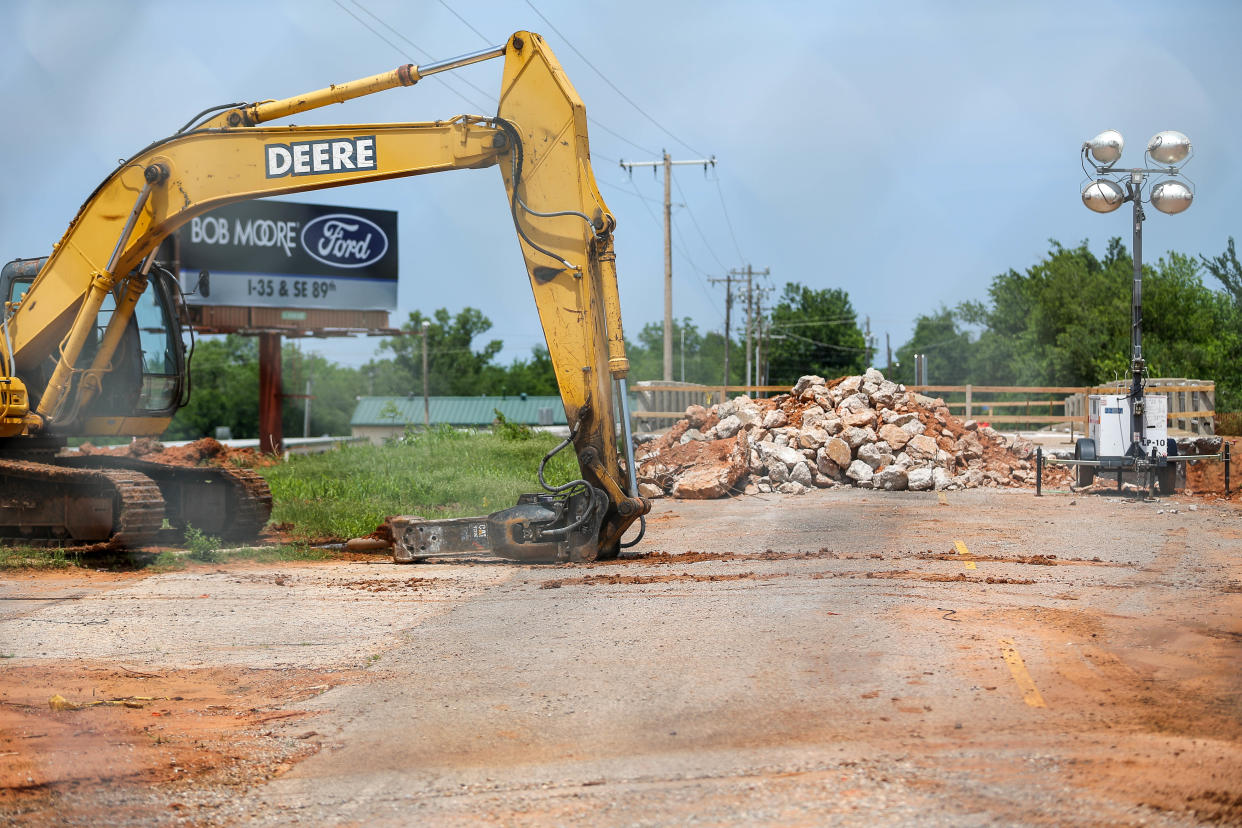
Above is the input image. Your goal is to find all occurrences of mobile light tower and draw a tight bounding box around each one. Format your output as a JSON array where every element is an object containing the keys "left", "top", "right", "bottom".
[{"left": 1074, "top": 129, "right": 1193, "bottom": 493}]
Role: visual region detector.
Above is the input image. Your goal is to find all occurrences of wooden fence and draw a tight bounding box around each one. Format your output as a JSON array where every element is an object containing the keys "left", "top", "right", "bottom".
[
  {"left": 629, "top": 380, "right": 1216, "bottom": 435},
  {"left": 630, "top": 383, "right": 788, "bottom": 428},
  {"left": 905, "top": 383, "right": 1214, "bottom": 435},
  {"left": 1061, "top": 378, "right": 1216, "bottom": 435}
]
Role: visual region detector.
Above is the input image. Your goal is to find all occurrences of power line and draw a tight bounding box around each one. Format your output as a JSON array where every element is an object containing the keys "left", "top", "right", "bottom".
[
  {"left": 713, "top": 177, "right": 746, "bottom": 263},
  {"left": 426, "top": 0, "right": 657, "bottom": 157},
  {"left": 522, "top": 0, "right": 705, "bottom": 157},
  {"left": 669, "top": 214, "right": 725, "bottom": 317},
  {"left": 770, "top": 330, "right": 869, "bottom": 352},
  {"left": 619, "top": 173, "right": 724, "bottom": 322},
  {"left": 341, "top": 0, "right": 494, "bottom": 112},
  {"left": 769, "top": 318, "right": 860, "bottom": 329},
  {"left": 588, "top": 121, "right": 658, "bottom": 157},
  {"left": 671, "top": 169, "right": 729, "bottom": 272},
  {"left": 436, "top": 0, "right": 491, "bottom": 43},
  {"left": 622, "top": 173, "right": 665, "bottom": 229},
  {"left": 600, "top": 179, "right": 668, "bottom": 205}
]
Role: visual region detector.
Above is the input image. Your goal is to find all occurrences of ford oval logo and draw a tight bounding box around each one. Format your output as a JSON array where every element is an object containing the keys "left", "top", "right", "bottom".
[{"left": 300, "top": 213, "right": 389, "bottom": 269}]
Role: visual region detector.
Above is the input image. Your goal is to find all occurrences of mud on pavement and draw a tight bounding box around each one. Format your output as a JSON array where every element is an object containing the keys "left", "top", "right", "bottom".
[
  {"left": 0, "top": 561, "right": 515, "bottom": 824},
  {"left": 2, "top": 486, "right": 1241, "bottom": 826}
]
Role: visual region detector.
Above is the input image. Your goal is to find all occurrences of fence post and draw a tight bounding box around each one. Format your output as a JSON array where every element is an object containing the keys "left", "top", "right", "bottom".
[
  {"left": 1206, "top": 385, "right": 1216, "bottom": 435},
  {"left": 965, "top": 385, "right": 972, "bottom": 420}
]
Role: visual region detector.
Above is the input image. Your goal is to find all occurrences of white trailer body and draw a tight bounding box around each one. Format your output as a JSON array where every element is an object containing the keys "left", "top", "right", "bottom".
[{"left": 1087, "top": 394, "right": 1169, "bottom": 457}]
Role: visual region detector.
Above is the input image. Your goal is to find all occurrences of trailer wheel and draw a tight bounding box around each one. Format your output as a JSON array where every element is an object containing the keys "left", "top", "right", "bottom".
[
  {"left": 1156, "top": 440, "right": 1178, "bottom": 495},
  {"left": 1075, "top": 439, "right": 1097, "bottom": 488}
]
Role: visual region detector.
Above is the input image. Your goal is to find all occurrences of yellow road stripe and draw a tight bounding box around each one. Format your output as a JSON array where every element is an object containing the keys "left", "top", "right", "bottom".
[
  {"left": 937, "top": 491, "right": 948, "bottom": 505},
  {"left": 953, "top": 539, "right": 977, "bottom": 570},
  {"left": 1000, "top": 638, "right": 1047, "bottom": 708}
]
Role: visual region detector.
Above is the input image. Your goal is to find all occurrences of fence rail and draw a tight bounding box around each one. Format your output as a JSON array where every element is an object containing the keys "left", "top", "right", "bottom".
[
  {"left": 629, "top": 379, "right": 1216, "bottom": 435},
  {"left": 905, "top": 382, "right": 1214, "bottom": 434}
]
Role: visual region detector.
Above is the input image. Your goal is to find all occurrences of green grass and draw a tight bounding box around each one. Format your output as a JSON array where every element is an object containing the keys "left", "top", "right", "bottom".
[
  {"left": 0, "top": 428, "right": 576, "bottom": 568},
  {"left": 146, "top": 543, "right": 330, "bottom": 570},
  {"left": 258, "top": 426, "right": 580, "bottom": 541},
  {"left": 227, "top": 544, "right": 331, "bottom": 563},
  {"left": 0, "top": 542, "right": 328, "bottom": 573},
  {"left": 0, "top": 546, "right": 80, "bottom": 570}
]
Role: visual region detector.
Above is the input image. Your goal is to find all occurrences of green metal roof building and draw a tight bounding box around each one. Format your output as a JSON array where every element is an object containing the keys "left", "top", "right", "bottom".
[{"left": 350, "top": 395, "right": 567, "bottom": 444}]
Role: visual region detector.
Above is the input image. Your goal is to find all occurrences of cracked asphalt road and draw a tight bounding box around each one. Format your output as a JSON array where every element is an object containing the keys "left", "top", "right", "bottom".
[{"left": 4, "top": 487, "right": 1241, "bottom": 826}]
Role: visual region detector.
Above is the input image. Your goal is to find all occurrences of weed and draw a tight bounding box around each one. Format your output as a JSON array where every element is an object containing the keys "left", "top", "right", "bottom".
[
  {"left": 149, "top": 550, "right": 187, "bottom": 571},
  {"left": 224, "top": 544, "right": 330, "bottom": 563},
  {"left": 492, "top": 410, "right": 533, "bottom": 441},
  {"left": 183, "top": 526, "right": 224, "bottom": 562},
  {"left": 0, "top": 546, "right": 78, "bottom": 570}
]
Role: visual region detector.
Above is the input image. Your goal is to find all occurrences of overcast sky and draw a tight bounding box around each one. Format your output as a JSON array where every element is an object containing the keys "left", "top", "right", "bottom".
[{"left": 1, "top": 0, "right": 1239, "bottom": 376}]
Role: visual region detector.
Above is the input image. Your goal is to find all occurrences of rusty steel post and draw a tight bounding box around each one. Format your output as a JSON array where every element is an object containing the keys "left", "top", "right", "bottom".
[
  {"left": 1226, "top": 442, "right": 1232, "bottom": 496},
  {"left": 259, "top": 332, "right": 283, "bottom": 454},
  {"left": 1035, "top": 447, "right": 1043, "bottom": 497}
]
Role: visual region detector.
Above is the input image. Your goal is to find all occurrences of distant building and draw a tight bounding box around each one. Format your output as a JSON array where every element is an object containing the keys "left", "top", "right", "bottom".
[{"left": 350, "top": 395, "right": 568, "bottom": 445}]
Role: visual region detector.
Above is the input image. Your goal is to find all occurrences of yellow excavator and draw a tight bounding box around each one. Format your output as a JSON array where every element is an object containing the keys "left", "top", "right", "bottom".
[{"left": 0, "top": 31, "right": 649, "bottom": 561}]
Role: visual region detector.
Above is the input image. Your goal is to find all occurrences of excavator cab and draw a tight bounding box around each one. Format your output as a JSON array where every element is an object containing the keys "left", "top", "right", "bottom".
[
  {"left": 81, "top": 266, "right": 187, "bottom": 427},
  {"left": 1, "top": 257, "right": 187, "bottom": 433}
]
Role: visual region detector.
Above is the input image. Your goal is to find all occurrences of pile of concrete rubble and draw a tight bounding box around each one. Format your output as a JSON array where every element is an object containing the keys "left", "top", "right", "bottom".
[{"left": 634, "top": 368, "right": 1072, "bottom": 499}]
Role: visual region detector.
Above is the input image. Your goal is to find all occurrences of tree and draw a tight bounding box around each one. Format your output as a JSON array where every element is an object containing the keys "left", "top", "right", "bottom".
[
  {"left": 961, "top": 239, "right": 1131, "bottom": 386},
  {"left": 481, "top": 345, "right": 560, "bottom": 397},
  {"left": 764, "top": 283, "right": 867, "bottom": 386},
  {"left": 356, "top": 358, "right": 416, "bottom": 397},
  {"left": 165, "top": 335, "right": 260, "bottom": 439},
  {"left": 1201, "top": 237, "right": 1242, "bottom": 309},
  {"left": 380, "top": 308, "right": 503, "bottom": 396},
  {"left": 891, "top": 307, "right": 974, "bottom": 385},
  {"left": 281, "top": 345, "right": 375, "bottom": 437},
  {"left": 624, "top": 318, "right": 745, "bottom": 385},
  {"left": 894, "top": 239, "right": 1242, "bottom": 409}
]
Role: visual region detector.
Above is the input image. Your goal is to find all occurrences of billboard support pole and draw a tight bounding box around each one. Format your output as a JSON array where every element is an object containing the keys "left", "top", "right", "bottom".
[{"left": 259, "top": 332, "right": 283, "bottom": 454}]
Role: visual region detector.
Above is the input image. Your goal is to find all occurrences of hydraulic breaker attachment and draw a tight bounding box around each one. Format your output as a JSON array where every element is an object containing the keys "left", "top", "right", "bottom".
[{"left": 390, "top": 487, "right": 608, "bottom": 564}]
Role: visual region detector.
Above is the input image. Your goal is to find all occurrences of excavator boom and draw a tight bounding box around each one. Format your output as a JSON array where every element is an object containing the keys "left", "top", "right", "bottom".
[{"left": 0, "top": 32, "right": 648, "bottom": 557}]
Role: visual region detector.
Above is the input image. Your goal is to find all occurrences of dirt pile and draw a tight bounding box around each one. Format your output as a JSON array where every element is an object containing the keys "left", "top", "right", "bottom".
[
  {"left": 73, "top": 437, "right": 275, "bottom": 469},
  {"left": 635, "top": 368, "right": 1072, "bottom": 499},
  {"left": 1184, "top": 436, "right": 1236, "bottom": 495}
]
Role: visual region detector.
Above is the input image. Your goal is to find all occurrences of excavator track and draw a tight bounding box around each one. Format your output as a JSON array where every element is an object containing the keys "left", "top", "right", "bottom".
[
  {"left": 58, "top": 456, "right": 273, "bottom": 541},
  {"left": 0, "top": 459, "right": 164, "bottom": 548}
]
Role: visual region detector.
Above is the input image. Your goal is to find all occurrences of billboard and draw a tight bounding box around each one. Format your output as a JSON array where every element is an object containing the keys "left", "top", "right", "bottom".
[{"left": 176, "top": 200, "right": 398, "bottom": 310}]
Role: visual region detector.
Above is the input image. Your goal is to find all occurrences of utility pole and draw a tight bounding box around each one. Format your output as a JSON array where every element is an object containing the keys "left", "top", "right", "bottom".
[
  {"left": 885, "top": 332, "right": 892, "bottom": 375},
  {"left": 755, "top": 292, "right": 765, "bottom": 394},
  {"left": 723, "top": 279, "right": 731, "bottom": 385},
  {"left": 744, "top": 268, "right": 751, "bottom": 388},
  {"left": 708, "top": 271, "right": 742, "bottom": 386},
  {"left": 420, "top": 320, "right": 430, "bottom": 428},
  {"left": 864, "top": 316, "right": 873, "bottom": 367},
  {"left": 727, "top": 265, "right": 769, "bottom": 389},
  {"left": 302, "top": 375, "right": 312, "bottom": 438},
  {"left": 620, "top": 152, "right": 716, "bottom": 380}
]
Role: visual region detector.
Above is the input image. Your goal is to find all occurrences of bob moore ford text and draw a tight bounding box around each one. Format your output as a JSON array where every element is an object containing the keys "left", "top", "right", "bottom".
[{"left": 178, "top": 200, "right": 398, "bottom": 311}]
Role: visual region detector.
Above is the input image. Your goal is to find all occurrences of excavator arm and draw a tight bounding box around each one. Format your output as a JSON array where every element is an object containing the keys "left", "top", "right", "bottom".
[{"left": 1, "top": 31, "right": 648, "bottom": 557}]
